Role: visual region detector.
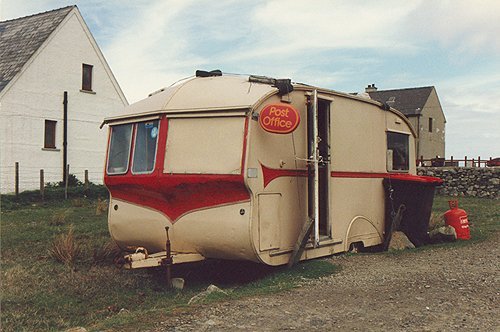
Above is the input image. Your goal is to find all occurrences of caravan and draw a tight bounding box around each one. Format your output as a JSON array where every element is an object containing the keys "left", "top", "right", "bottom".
[{"left": 102, "top": 71, "right": 442, "bottom": 269}]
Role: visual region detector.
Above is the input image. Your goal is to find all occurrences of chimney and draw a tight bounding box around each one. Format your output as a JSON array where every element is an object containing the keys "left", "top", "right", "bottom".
[{"left": 365, "top": 83, "right": 378, "bottom": 93}]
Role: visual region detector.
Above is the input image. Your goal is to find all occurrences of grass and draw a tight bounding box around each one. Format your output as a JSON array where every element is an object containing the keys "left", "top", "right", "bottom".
[
  {"left": 0, "top": 197, "right": 338, "bottom": 332},
  {"left": 431, "top": 195, "right": 499, "bottom": 243},
  {"left": 0, "top": 195, "right": 497, "bottom": 331}
]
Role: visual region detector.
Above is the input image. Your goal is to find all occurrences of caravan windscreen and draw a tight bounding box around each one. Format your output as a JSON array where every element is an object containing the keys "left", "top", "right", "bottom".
[
  {"left": 107, "top": 124, "right": 133, "bottom": 174},
  {"left": 132, "top": 120, "right": 159, "bottom": 174},
  {"left": 164, "top": 117, "right": 245, "bottom": 174}
]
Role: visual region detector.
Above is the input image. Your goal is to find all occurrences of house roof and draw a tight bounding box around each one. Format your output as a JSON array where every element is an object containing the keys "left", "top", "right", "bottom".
[
  {"left": 368, "top": 86, "right": 434, "bottom": 116},
  {"left": 0, "top": 6, "right": 74, "bottom": 92}
]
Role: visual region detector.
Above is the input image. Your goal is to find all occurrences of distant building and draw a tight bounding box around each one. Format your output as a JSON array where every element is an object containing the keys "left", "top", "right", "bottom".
[
  {"left": 0, "top": 6, "right": 128, "bottom": 193},
  {"left": 367, "top": 84, "right": 446, "bottom": 160}
]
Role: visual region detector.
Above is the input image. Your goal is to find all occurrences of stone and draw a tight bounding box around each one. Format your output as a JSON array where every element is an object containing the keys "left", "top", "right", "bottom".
[
  {"left": 428, "top": 213, "right": 445, "bottom": 231},
  {"left": 171, "top": 278, "right": 185, "bottom": 290},
  {"left": 429, "top": 225, "right": 457, "bottom": 243},
  {"left": 388, "top": 231, "right": 415, "bottom": 250},
  {"left": 65, "top": 328, "right": 87, "bottom": 332},
  {"left": 188, "top": 284, "right": 228, "bottom": 305}
]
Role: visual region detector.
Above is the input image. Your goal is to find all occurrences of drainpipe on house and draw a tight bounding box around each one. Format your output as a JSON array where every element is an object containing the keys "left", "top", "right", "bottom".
[
  {"left": 63, "top": 91, "right": 68, "bottom": 185},
  {"left": 416, "top": 114, "right": 421, "bottom": 160}
]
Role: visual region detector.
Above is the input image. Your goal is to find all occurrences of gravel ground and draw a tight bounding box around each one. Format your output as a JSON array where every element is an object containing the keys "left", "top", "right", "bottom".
[{"left": 152, "top": 232, "right": 499, "bottom": 332}]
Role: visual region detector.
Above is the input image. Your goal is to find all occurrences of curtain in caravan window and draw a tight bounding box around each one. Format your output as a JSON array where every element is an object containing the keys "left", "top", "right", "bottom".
[{"left": 387, "top": 132, "right": 409, "bottom": 171}]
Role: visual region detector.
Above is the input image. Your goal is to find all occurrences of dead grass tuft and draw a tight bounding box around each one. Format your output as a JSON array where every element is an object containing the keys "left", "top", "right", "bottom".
[
  {"left": 95, "top": 198, "right": 108, "bottom": 215},
  {"left": 50, "top": 209, "right": 71, "bottom": 226},
  {"left": 93, "top": 240, "right": 122, "bottom": 265},
  {"left": 71, "top": 198, "right": 84, "bottom": 207},
  {"left": 48, "top": 225, "right": 82, "bottom": 267}
]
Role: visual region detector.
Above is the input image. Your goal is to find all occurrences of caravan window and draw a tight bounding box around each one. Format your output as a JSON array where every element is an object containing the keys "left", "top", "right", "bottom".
[
  {"left": 132, "top": 120, "right": 160, "bottom": 174},
  {"left": 387, "top": 132, "right": 409, "bottom": 171},
  {"left": 107, "top": 124, "right": 133, "bottom": 174},
  {"left": 164, "top": 117, "right": 245, "bottom": 174}
]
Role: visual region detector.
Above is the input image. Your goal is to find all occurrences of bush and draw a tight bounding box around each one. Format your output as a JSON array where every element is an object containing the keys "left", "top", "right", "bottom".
[
  {"left": 1, "top": 184, "right": 109, "bottom": 210},
  {"left": 46, "top": 173, "right": 83, "bottom": 188}
]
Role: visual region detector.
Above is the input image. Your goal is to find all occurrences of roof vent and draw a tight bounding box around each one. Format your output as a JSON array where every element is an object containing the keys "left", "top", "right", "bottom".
[
  {"left": 195, "top": 69, "right": 222, "bottom": 77},
  {"left": 365, "top": 83, "right": 378, "bottom": 92}
]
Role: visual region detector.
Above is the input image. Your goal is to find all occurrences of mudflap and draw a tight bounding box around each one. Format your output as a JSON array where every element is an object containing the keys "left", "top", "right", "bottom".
[{"left": 383, "top": 177, "right": 441, "bottom": 247}]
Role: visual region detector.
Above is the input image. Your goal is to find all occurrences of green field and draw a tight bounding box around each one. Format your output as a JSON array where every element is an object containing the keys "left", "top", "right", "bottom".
[{"left": 1, "top": 194, "right": 498, "bottom": 331}]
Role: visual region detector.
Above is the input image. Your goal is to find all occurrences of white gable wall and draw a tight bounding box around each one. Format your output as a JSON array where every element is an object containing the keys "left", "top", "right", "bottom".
[{"left": 0, "top": 10, "right": 127, "bottom": 193}]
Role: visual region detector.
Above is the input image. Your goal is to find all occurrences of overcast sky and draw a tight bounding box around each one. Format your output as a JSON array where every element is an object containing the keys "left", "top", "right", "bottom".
[{"left": 2, "top": 0, "right": 499, "bottom": 158}]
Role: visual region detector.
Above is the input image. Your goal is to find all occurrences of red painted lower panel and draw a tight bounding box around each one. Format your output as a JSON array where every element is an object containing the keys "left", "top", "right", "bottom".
[{"left": 106, "top": 174, "right": 250, "bottom": 222}]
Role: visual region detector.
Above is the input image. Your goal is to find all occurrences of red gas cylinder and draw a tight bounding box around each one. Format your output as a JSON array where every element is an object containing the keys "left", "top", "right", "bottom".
[{"left": 444, "top": 200, "right": 470, "bottom": 240}]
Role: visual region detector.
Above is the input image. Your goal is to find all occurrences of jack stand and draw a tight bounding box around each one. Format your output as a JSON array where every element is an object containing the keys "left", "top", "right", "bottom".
[{"left": 161, "top": 226, "right": 173, "bottom": 288}]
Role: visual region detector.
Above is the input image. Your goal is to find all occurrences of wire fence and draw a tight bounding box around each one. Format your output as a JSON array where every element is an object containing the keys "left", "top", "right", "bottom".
[{"left": 1, "top": 162, "right": 105, "bottom": 197}]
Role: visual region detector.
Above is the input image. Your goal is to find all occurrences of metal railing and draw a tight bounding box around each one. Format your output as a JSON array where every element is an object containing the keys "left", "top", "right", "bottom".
[{"left": 417, "top": 156, "right": 496, "bottom": 168}]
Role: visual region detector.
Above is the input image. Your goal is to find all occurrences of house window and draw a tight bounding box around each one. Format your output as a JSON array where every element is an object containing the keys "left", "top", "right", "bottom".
[
  {"left": 44, "top": 120, "right": 57, "bottom": 149},
  {"left": 387, "top": 131, "right": 409, "bottom": 171},
  {"left": 82, "top": 64, "right": 93, "bottom": 91},
  {"left": 428, "top": 117, "right": 433, "bottom": 133}
]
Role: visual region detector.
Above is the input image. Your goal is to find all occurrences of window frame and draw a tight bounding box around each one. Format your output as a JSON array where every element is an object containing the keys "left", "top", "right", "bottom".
[
  {"left": 428, "top": 117, "right": 433, "bottom": 133},
  {"left": 386, "top": 131, "right": 410, "bottom": 172},
  {"left": 131, "top": 120, "right": 161, "bottom": 175},
  {"left": 82, "top": 63, "right": 93, "bottom": 92},
  {"left": 106, "top": 124, "right": 134, "bottom": 175},
  {"left": 44, "top": 119, "right": 57, "bottom": 149}
]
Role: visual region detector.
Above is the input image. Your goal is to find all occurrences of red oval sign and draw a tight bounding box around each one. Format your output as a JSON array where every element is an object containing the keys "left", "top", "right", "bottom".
[{"left": 259, "top": 104, "right": 300, "bottom": 134}]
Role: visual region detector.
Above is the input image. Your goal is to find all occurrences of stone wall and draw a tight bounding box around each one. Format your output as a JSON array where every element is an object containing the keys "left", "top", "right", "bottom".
[{"left": 417, "top": 167, "right": 500, "bottom": 199}]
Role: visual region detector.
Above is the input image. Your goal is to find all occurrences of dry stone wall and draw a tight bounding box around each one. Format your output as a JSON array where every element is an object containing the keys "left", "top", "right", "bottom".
[{"left": 417, "top": 167, "right": 500, "bottom": 199}]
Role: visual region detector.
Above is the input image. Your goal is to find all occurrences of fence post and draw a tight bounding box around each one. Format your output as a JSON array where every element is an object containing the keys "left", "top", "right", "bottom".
[
  {"left": 420, "top": 155, "right": 424, "bottom": 166},
  {"left": 15, "top": 162, "right": 19, "bottom": 197},
  {"left": 40, "top": 169, "right": 45, "bottom": 200},
  {"left": 450, "top": 156, "right": 454, "bottom": 166},
  {"left": 65, "top": 164, "right": 69, "bottom": 200},
  {"left": 478, "top": 156, "right": 481, "bottom": 168},
  {"left": 84, "top": 170, "right": 89, "bottom": 189},
  {"left": 464, "top": 156, "right": 467, "bottom": 167}
]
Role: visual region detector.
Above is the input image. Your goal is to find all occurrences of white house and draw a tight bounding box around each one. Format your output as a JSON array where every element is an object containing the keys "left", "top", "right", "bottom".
[{"left": 0, "top": 6, "right": 128, "bottom": 194}]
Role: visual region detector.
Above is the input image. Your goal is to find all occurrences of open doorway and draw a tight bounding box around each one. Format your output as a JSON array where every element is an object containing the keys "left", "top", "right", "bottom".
[
  {"left": 317, "top": 99, "right": 330, "bottom": 237},
  {"left": 307, "top": 96, "right": 331, "bottom": 241}
]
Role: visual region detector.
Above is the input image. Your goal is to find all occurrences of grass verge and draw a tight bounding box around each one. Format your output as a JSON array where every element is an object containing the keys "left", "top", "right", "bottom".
[
  {"left": 0, "top": 198, "right": 338, "bottom": 332},
  {"left": 0, "top": 195, "right": 497, "bottom": 331}
]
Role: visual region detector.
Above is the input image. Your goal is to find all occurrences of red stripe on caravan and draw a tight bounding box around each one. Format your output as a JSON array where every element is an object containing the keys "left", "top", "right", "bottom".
[
  {"left": 260, "top": 163, "right": 307, "bottom": 188},
  {"left": 259, "top": 164, "right": 442, "bottom": 188},
  {"left": 331, "top": 171, "right": 443, "bottom": 184},
  {"left": 331, "top": 171, "right": 388, "bottom": 179}
]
